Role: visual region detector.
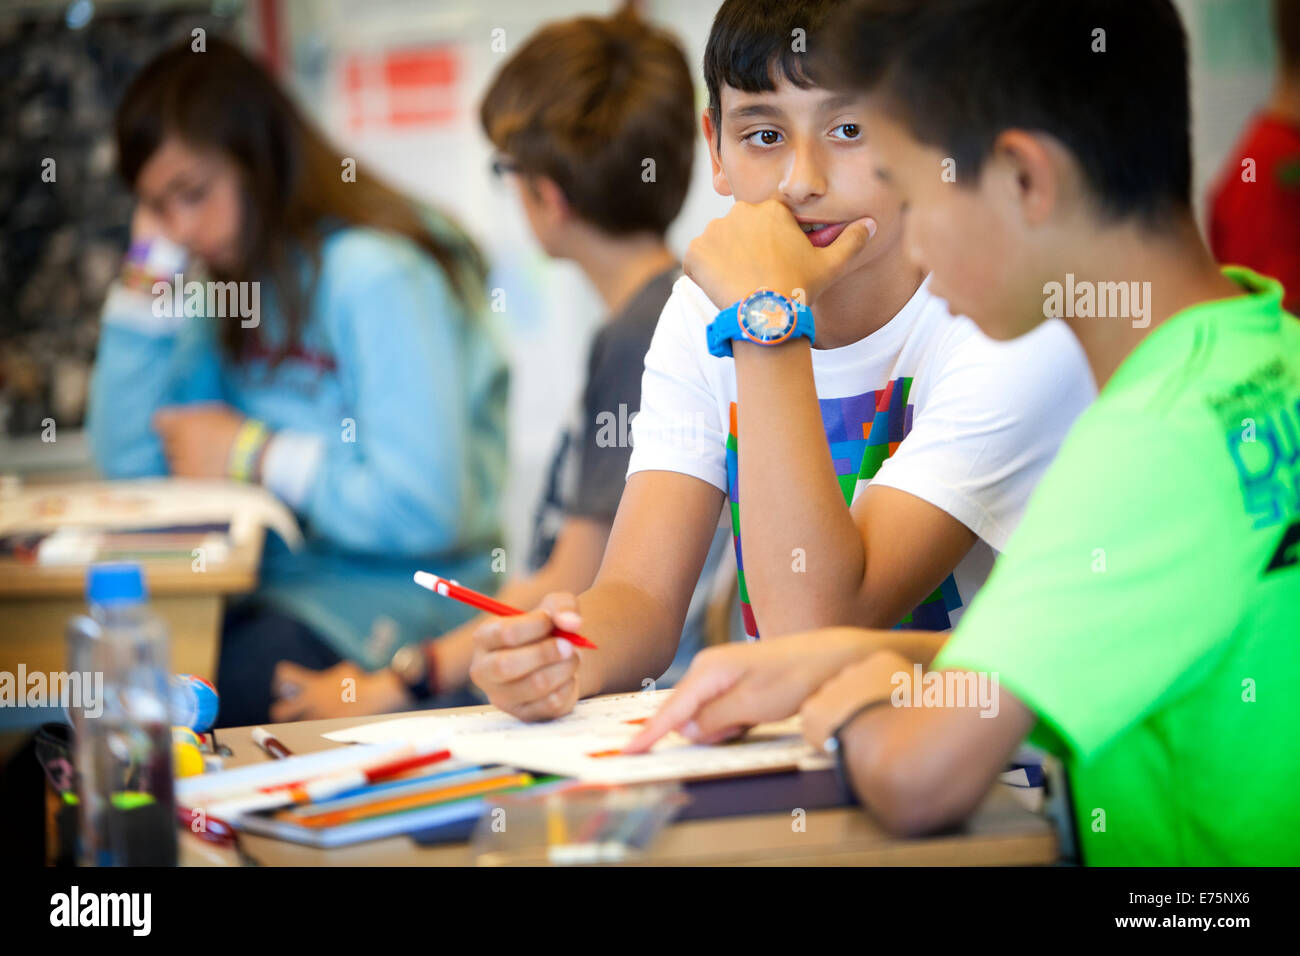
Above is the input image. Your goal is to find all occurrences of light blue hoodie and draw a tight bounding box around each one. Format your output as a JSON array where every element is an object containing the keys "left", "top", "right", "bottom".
[{"left": 87, "top": 221, "right": 509, "bottom": 667}]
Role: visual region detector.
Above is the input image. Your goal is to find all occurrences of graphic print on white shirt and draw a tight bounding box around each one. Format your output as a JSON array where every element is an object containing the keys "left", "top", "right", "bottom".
[{"left": 628, "top": 275, "right": 1095, "bottom": 639}]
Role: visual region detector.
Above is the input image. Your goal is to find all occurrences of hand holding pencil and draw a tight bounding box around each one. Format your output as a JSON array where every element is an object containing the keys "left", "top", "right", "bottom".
[{"left": 419, "top": 579, "right": 590, "bottom": 723}]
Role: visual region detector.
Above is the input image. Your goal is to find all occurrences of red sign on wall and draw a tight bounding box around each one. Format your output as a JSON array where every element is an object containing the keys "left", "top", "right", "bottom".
[{"left": 343, "top": 46, "right": 459, "bottom": 131}]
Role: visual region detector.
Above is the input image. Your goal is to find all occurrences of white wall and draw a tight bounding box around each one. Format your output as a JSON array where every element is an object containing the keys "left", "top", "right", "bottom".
[{"left": 1174, "top": 0, "right": 1277, "bottom": 222}]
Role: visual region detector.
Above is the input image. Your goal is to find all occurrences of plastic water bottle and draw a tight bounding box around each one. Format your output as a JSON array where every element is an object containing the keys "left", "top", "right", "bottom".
[{"left": 66, "top": 563, "right": 178, "bottom": 866}]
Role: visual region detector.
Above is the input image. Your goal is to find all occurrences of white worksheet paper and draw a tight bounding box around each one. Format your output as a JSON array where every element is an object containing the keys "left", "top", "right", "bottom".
[{"left": 323, "top": 690, "right": 831, "bottom": 784}]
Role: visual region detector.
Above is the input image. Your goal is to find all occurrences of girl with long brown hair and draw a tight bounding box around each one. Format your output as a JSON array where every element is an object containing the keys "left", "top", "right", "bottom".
[{"left": 87, "top": 36, "right": 508, "bottom": 726}]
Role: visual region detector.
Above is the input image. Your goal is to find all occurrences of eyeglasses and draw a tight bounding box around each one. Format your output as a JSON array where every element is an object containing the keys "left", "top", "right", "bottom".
[{"left": 489, "top": 155, "right": 521, "bottom": 179}]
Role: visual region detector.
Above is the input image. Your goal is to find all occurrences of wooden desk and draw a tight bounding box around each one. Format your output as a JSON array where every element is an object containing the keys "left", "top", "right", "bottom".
[
  {"left": 188, "top": 704, "right": 1060, "bottom": 867},
  {"left": 0, "top": 528, "right": 263, "bottom": 682}
]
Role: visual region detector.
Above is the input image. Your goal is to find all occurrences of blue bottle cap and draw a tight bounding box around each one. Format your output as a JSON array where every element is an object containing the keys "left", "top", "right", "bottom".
[{"left": 86, "top": 562, "right": 147, "bottom": 606}]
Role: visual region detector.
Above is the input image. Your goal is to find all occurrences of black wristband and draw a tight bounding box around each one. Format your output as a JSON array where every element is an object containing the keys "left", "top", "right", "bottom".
[
  {"left": 420, "top": 640, "right": 440, "bottom": 700},
  {"left": 827, "top": 697, "right": 892, "bottom": 805}
]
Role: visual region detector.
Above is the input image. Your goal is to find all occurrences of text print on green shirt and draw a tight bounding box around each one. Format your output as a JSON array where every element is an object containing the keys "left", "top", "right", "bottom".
[{"left": 1219, "top": 355, "right": 1300, "bottom": 573}]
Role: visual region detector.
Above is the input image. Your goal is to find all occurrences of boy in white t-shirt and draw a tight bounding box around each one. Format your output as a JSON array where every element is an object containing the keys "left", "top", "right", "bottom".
[
  {"left": 638, "top": 270, "right": 1088, "bottom": 640},
  {"left": 467, "top": 0, "right": 1093, "bottom": 721}
]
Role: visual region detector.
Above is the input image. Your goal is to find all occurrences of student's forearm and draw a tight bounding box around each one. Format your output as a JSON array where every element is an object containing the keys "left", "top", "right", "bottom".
[
  {"left": 841, "top": 677, "right": 1035, "bottom": 836},
  {"left": 87, "top": 323, "right": 184, "bottom": 478},
  {"left": 862, "top": 628, "right": 950, "bottom": 667},
  {"left": 733, "top": 341, "right": 874, "bottom": 634},
  {"left": 572, "top": 580, "right": 683, "bottom": 698},
  {"left": 803, "top": 627, "right": 949, "bottom": 669}
]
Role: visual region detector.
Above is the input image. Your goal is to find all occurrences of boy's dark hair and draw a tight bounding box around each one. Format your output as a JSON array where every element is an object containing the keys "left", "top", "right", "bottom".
[
  {"left": 823, "top": 0, "right": 1192, "bottom": 225},
  {"left": 479, "top": 6, "right": 695, "bottom": 237},
  {"left": 703, "top": 0, "right": 846, "bottom": 139},
  {"left": 1276, "top": 0, "right": 1300, "bottom": 73}
]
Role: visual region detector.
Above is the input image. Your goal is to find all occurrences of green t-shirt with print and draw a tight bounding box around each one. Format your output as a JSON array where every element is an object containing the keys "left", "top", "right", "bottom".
[{"left": 935, "top": 267, "right": 1300, "bottom": 866}]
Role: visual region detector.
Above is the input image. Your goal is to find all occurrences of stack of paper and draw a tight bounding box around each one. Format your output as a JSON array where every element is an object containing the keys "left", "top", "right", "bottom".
[
  {"left": 324, "top": 690, "right": 832, "bottom": 785},
  {"left": 0, "top": 478, "right": 302, "bottom": 564}
]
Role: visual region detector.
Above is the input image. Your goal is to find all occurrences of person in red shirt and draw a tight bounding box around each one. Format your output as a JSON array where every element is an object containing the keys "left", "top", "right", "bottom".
[{"left": 1208, "top": 0, "right": 1300, "bottom": 312}]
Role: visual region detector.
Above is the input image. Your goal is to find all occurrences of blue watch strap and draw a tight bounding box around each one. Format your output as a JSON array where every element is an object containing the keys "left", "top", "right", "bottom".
[
  {"left": 707, "top": 293, "right": 814, "bottom": 358},
  {"left": 790, "top": 300, "right": 814, "bottom": 342},
  {"left": 706, "top": 303, "right": 743, "bottom": 357}
]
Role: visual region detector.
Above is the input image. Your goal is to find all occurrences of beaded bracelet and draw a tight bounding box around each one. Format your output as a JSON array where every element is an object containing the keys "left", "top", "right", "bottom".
[{"left": 227, "top": 418, "right": 271, "bottom": 482}]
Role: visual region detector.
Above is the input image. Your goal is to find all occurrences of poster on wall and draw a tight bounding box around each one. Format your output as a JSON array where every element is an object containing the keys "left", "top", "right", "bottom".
[{"left": 342, "top": 44, "right": 460, "bottom": 132}]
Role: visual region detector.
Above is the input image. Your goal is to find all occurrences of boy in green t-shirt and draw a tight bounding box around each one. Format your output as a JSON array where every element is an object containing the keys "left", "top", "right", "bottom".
[{"left": 627, "top": 0, "right": 1300, "bottom": 865}]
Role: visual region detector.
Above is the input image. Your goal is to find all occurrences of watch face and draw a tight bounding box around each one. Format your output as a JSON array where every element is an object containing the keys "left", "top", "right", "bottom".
[
  {"left": 739, "top": 291, "right": 796, "bottom": 345},
  {"left": 392, "top": 646, "right": 425, "bottom": 685}
]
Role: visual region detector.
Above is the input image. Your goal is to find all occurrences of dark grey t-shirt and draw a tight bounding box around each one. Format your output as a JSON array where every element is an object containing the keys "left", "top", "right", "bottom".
[{"left": 529, "top": 265, "right": 681, "bottom": 570}]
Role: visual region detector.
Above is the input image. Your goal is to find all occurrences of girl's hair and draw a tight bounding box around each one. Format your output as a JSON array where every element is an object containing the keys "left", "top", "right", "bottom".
[{"left": 115, "top": 35, "right": 487, "bottom": 363}]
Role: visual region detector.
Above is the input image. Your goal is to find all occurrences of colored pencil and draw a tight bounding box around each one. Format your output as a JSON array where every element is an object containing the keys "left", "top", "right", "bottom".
[
  {"left": 292, "top": 771, "right": 534, "bottom": 828},
  {"left": 414, "top": 571, "right": 598, "bottom": 649}
]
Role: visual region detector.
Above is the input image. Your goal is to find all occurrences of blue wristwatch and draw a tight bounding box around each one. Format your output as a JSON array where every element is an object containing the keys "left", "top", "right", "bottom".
[{"left": 707, "top": 288, "right": 815, "bottom": 357}]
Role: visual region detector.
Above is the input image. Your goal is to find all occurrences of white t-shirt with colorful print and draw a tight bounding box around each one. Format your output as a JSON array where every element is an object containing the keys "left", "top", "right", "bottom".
[{"left": 627, "top": 275, "right": 1095, "bottom": 638}]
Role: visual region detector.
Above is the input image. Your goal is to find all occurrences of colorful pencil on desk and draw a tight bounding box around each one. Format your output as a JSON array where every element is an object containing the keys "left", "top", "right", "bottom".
[
  {"left": 209, "top": 746, "right": 453, "bottom": 818},
  {"left": 413, "top": 571, "right": 598, "bottom": 649},
  {"left": 292, "top": 770, "right": 534, "bottom": 828},
  {"left": 279, "top": 764, "right": 495, "bottom": 819}
]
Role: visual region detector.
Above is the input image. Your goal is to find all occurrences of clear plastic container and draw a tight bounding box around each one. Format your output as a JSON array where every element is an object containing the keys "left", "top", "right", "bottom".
[
  {"left": 471, "top": 781, "right": 686, "bottom": 866},
  {"left": 66, "top": 563, "right": 178, "bottom": 866}
]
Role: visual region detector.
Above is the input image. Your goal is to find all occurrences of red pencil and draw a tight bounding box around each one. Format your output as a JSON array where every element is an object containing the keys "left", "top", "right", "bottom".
[
  {"left": 413, "top": 571, "right": 598, "bottom": 649},
  {"left": 211, "top": 747, "right": 455, "bottom": 818}
]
